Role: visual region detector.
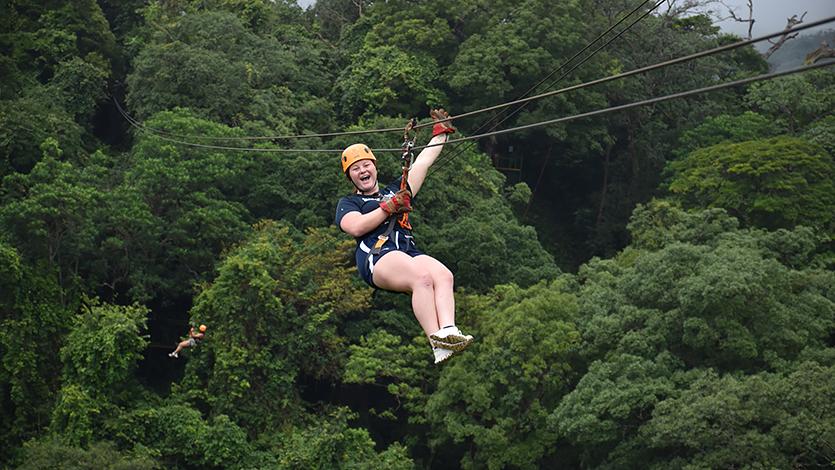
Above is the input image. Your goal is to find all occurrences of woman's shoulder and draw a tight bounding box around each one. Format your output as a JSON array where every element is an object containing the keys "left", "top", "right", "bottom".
[
  {"left": 337, "top": 192, "right": 361, "bottom": 203},
  {"left": 336, "top": 193, "right": 365, "bottom": 213}
]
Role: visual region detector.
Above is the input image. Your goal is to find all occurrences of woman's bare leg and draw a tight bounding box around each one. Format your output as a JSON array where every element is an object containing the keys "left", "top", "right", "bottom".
[
  {"left": 372, "top": 251, "right": 440, "bottom": 336},
  {"left": 173, "top": 340, "right": 189, "bottom": 355},
  {"left": 413, "top": 255, "right": 455, "bottom": 328}
]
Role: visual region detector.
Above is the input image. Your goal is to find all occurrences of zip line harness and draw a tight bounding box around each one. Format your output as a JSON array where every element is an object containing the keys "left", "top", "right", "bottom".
[{"left": 369, "top": 118, "right": 417, "bottom": 256}]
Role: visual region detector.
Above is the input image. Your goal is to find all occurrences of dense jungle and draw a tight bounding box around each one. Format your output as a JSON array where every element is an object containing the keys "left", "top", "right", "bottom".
[{"left": 1, "top": 0, "right": 834, "bottom": 468}]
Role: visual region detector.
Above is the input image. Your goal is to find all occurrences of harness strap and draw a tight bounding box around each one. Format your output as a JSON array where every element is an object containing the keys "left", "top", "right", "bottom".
[{"left": 370, "top": 217, "right": 397, "bottom": 255}]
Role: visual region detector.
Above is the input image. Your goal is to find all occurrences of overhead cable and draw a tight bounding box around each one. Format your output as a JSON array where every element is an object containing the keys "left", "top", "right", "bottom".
[
  {"left": 118, "top": 13, "right": 834, "bottom": 145},
  {"left": 117, "top": 0, "right": 660, "bottom": 149},
  {"left": 117, "top": 20, "right": 835, "bottom": 153},
  {"left": 439, "top": 13, "right": 835, "bottom": 126},
  {"left": 428, "top": 0, "right": 664, "bottom": 175},
  {"left": 114, "top": 97, "right": 344, "bottom": 153},
  {"left": 416, "top": 61, "right": 834, "bottom": 152},
  {"left": 120, "top": 61, "right": 833, "bottom": 154}
]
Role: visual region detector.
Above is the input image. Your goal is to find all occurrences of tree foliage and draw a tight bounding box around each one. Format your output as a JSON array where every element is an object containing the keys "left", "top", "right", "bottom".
[
  {"left": 668, "top": 136, "right": 835, "bottom": 234},
  {"left": 16, "top": 438, "right": 157, "bottom": 470},
  {"left": 552, "top": 202, "right": 835, "bottom": 467},
  {"left": 177, "top": 221, "right": 370, "bottom": 431},
  {"left": 426, "top": 280, "right": 580, "bottom": 469},
  {"left": 109, "top": 403, "right": 263, "bottom": 470},
  {"left": 58, "top": 300, "right": 149, "bottom": 401},
  {"left": 0, "top": 242, "right": 71, "bottom": 461},
  {"left": 266, "top": 408, "right": 414, "bottom": 470},
  {"left": 127, "top": 9, "right": 333, "bottom": 132}
]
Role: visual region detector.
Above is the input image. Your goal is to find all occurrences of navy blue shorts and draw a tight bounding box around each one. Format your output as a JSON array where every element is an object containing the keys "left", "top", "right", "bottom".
[{"left": 356, "top": 232, "right": 423, "bottom": 288}]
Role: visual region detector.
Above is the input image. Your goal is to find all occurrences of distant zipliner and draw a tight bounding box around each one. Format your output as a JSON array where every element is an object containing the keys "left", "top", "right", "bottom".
[
  {"left": 169, "top": 324, "right": 207, "bottom": 358},
  {"left": 335, "top": 108, "right": 474, "bottom": 365}
]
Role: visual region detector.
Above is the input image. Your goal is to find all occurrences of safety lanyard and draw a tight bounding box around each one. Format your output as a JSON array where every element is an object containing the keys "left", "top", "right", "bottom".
[
  {"left": 370, "top": 119, "right": 416, "bottom": 255},
  {"left": 398, "top": 118, "right": 417, "bottom": 230}
]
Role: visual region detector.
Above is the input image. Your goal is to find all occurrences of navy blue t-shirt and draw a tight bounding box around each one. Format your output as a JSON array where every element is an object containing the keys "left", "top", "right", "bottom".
[{"left": 335, "top": 177, "right": 413, "bottom": 248}]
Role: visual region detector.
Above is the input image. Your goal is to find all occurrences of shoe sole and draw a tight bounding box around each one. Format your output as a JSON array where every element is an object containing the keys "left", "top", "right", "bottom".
[
  {"left": 434, "top": 343, "right": 473, "bottom": 364},
  {"left": 435, "top": 354, "right": 453, "bottom": 364},
  {"left": 430, "top": 334, "right": 473, "bottom": 352}
]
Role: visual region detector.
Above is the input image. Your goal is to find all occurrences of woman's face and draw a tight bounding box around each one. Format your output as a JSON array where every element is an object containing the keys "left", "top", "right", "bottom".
[{"left": 348, "top": 159, "right": 378, "bottom": 194}]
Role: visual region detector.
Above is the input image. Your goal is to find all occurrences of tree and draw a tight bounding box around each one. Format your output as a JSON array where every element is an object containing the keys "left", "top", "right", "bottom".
[
  {"left": 0, "top": 154, "right": 101, "bottom": 296},
  {"left": 336, "top": 44, "right": 445, "bottom": 118},
  {"left": 49, "top": 55, "right": 110, "bottom": 126},
  {"left": 57, "top": 300, "right": 149, "bottom": 401},
  {"left": 110, "top": 403, "right": 266, "bottom": 469},
  {"left": 0, "top": 0, "right": 117, "bottom": 147},
  {"left": 667, "top": 136, "right": 835, "bottom": 234},
  {"left": 550, "top": 353, "right": 679, "bottom": 467},
  {"left": 0, "top": 92, "right": 84, "bottom": 177},
  {"left": 177, "top": 221, "right": 370, "bottom": 432},
  {"left": 409, "top": 137, "right": 561, "bottom": 290},
  {"left": 0, "top": 242, "right": 72, "bottom": 463},
  {"left": 744, "top": 70, "right": 834, "bottom": 133},
  {"left": 554, "top": 202, "right": 835, "bottom": 467},
  {"left": 425, "top": 280, "right": 580, "bottom": 469},
  {"left": 265, "top": 408, "right": 413, "bottom": 470},
  {"left": 127, "top": 9, "right": 334, "bottom": 132},
  {"left": 642, "top": 363, "right": 835, "bottom": 468},
  {"left": 0, "top": 0, "right": 116, "bottom": 82},
  {"left": 803, "top": 114, "right": 835, "bottom": 156},
  {"left": 47, "top": 300, "right": 149, "bottom": 449},
  {"left": 768, "top": 29, "right": 835, "bottom": 72},
  {"left": 16, "top": 438, "right": 157, "bottom": 470},
  {"left": 763, "top": 12, "right": 807, "bottom": 60},
  {"left": 489, "top": 2, "right": 767, "bottom": 265},
  {"left": 120, "top": 110, "right": 254, "bottom": 302},
  {"left": 673, "top": 111, "right": 785, "bottom": 158},
  {"left": 308, "top": 0, "right": 363, "bottom": 43}
]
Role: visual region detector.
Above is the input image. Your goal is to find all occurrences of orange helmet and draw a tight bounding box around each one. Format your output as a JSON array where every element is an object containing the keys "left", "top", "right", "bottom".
[
  {"left": 341, "top": 144, "right": 376, "bottom": 174},
  {"left": 199, "top": 324, "right": 207, "bottom": 332}
]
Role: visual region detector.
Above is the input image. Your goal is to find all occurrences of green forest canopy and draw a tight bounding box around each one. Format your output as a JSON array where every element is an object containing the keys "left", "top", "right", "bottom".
[{"left": 0, "top": 0, "right": 833, "bottom": 468}]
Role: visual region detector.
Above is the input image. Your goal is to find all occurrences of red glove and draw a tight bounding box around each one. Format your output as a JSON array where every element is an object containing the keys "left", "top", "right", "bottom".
[
  {"left": 380, "top": 189, "right": 412, "bottom": 215},
  {"left": 431, "top": 108, "right": 456, "bottom": 136}
]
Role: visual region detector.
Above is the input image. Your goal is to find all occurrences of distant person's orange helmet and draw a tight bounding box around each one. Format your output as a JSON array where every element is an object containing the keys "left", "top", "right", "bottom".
[{"left": 199, "top": 324, "right": 207, "bottom": 332}]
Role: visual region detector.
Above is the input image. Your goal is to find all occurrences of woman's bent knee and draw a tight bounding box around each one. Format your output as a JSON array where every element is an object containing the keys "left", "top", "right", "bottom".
[
  {"left": 413, "top": 270, "right": 433, "bottom": 289},
  {"left": 437, "top": 267, "right": 454, "bottom": 286}
]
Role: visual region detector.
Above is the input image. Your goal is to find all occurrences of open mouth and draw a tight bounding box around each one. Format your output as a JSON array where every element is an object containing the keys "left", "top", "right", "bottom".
[{"left": 360, "top": 174, "right": 371, "bottom": 183}]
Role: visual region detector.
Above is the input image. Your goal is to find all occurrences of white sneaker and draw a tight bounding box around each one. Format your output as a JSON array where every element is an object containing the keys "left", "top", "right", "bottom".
[
  {"left": 430, "top": 327, "right": 474, "bottom": 352},
  {"left": 433, "top": 347, "right": 454, "bottom": 364},
  {"left": 169, "top": 352, "right": 178, "bottom": 358}
]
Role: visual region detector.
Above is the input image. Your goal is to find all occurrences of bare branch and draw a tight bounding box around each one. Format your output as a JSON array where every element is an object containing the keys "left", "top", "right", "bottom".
[
  {"left": 805, "top": 41, "right": 835, "bottom": 64},
  {"left": 662, "top": 0, "right": 724, "bottom": 19},
  {"left": 717, "top": 0, "right": 755, "bottom": 39},
  {"left": 764, "top": 11, "right": 807, "bottom": 59}
]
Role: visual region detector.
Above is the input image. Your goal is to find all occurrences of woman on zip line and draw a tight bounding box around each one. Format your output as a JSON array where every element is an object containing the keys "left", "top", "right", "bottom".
[
  {"left": 335, "top": 108, "right": 473, "bottom": 365},
  {"left": 169, "top": 324, "right": 206, "bottom": 358}
]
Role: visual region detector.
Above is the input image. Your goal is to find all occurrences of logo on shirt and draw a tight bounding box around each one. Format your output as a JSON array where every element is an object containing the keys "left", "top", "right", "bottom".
[{"left": 359, "top": 189, "right": 393, "bottom": 202}]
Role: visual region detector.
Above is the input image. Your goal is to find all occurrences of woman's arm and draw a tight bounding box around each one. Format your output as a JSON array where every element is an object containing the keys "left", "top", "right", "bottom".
[
  {"left": 339, "top": 207, "right": 390, "bottom": 238},
  {"left": 407, "top": 134, "right": 448, "bottom": 197}
]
